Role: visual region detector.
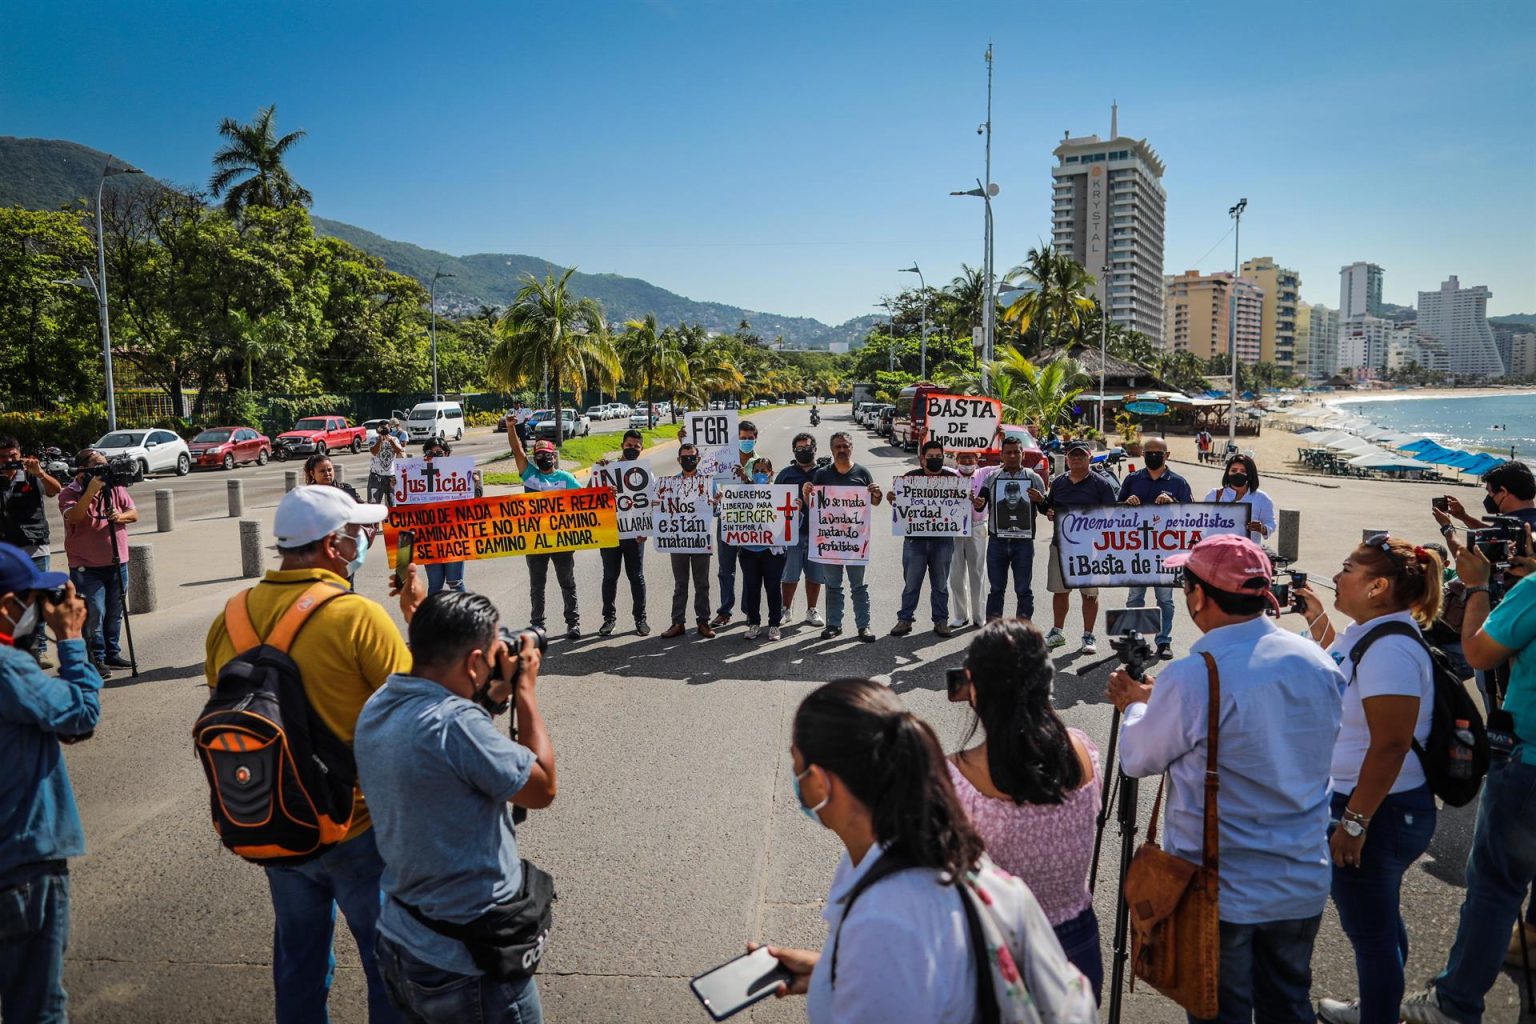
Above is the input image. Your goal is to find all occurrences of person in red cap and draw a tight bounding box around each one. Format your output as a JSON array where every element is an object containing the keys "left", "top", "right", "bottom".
[{"left": 1107, "top": 532, "right": 1345, "bottom": 1023}]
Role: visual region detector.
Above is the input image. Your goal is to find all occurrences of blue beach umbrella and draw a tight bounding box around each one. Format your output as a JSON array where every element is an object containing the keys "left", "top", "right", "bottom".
[{"left": 1397, "top": 438, "right": 1442, "bottom": 453}]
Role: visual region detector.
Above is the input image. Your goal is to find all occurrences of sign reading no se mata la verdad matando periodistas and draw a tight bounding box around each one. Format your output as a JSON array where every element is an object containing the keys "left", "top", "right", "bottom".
[
  {"left": 716, "top": 483, "right": 800, "bottom": 547},
  {"left": 382, "top": 488, "right": 619, "bottom": 564},
  {"left": 1053, "top": 502, "right": 1252, "bottom": 587},
  {"left": 590, "top": 462, "right": 657, "bottom": 540},
  {"left": 924, "top": 393, "right": 1002, "bottom": 453},
  {"left": 808, "top": 485, "right": 872, "bottom": 566}
]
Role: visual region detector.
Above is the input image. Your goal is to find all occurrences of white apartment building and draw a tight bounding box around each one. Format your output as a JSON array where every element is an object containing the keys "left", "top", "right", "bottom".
[
  {"left": 1340, "top": 314, "right": 1395, "bottom": 371},
  {"left": 1416, "top": 276, "right": 1506, "bottom": 378},
  {"left": 1508, "top": 333, "right": 1536, "bottom": 379},
  {"left": 1339, "top": 262, "right": 1384, "bottom": 319},
  {"left": 1386, "top": 327, "right": 1450, "bottom": 373},
  {"left": 1051, "top": 108, "right": 1166, "bottom": 345},
  {"left": 1233, "top": 278, "right": 1264, "bottom": 364},
  {"left": 1307, "top": 304, "right": 1340, "bottom": 376}
]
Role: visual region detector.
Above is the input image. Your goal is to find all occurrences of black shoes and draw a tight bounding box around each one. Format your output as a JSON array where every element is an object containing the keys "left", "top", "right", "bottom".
[
  {"left": 1157, "top": 642, "right": 1173, "bottom": 660},
  {"left": 820, "top": 626, "right": 842, "bottom": 640},
  {"left": 857, "top": 628, "right": 876, "bottom": 642},
  {"left": 105, "top": 655, "right": 133, "bottom": 669}
]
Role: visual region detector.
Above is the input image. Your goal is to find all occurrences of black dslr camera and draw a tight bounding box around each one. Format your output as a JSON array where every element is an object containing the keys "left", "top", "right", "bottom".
[
  {"left": 85, "top": 454, "right": 142, "bottom": 487},
  {"left": 473, "top": 625, "right": 548, "bottom": 716},
  {"left": 1103, "top": 608, "right": 1159, "bottom": 681},
  {"left": 1475, "top": 515, "right": 1531, "bottom": 568}
]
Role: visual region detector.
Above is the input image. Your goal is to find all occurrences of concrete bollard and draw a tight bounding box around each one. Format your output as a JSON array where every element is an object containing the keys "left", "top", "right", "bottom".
[
  {"left": 284, "top": 470, "right": 298, "bottom": 493},
  {"left": 1278, "top": 508, "right": 1301, "bottom": 563},
  {"left": 127, "top": 543, "right": 157, "bottom": 613},
  {"left": 333, "top": 463, "right": 346, "bottom": 486},
  {"left": 155, "top": 489, "right": 175, "bottom": 533},
  {"left": 240, "top": 520, "right": 264, "bottom": 579},
  {"left": 227, "top": 479, "right": 245, "bottom": 517}
]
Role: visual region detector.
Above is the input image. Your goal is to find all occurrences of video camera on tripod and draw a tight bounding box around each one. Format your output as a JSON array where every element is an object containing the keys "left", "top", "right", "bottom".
[
  {"left": 83, "top": 454, "right": 142, "bottom": 488},
  {"left": 1472, "top": 514, "right": 1531, "bottom": 574}
]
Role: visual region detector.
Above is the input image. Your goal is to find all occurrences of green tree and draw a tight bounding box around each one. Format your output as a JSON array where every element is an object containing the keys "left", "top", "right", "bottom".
[
  {"left": 209, "top": 105, "right": 313, "bottom": 218},
  {"left": 0, "top": 208, "right": 100, "bottom": 409},
  {"left": 1001, "top": 245, "right": 1096, "bottom": 355},
  {"left": 618, "top": 313, "right": 687, "bottom": 425},
  {"left": 988, "top": 347, "right": 1089, "bottom": 435},
  {"left": 490, "top": 269, "right": 618, "bottom": 447}
]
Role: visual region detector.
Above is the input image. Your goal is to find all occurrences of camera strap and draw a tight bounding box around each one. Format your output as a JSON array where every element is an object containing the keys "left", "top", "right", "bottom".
[{"left": 1145, "top": 651, "right": 1221, "bottom": 873}]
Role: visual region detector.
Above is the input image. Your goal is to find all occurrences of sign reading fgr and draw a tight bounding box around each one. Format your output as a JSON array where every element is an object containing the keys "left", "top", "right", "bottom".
[{"left": 924, "top": 393, "right": 1002, "bottom": 452}]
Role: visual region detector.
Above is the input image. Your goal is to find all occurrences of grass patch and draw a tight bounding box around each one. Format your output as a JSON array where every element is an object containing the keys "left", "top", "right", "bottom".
[{"left": 481, "top": 425, "right": 679, "bottom": 486}]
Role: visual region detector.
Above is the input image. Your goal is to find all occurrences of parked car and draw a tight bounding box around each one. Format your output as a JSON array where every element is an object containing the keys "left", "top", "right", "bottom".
[
  {"left": 91, "top": 428, "right": 191, "bottom": 477},
  {"left": 404, "top": 401, "right": 465, "bottom": 444},
  {"left": 189, "top": 426, "right": 270, "bottom": 470},
  {"left": 628, "top": 408, "right": 654, "bottom": 429},
  {"left": 532, "top": 409, "right": 591, "bottom": 441},
  {"left": 608, "top": 403, "right": 631, "bottom": 419},
  {"left": 878, "top": 406, "right": 896, "bottom": 439},
  {"left": 273, "top": 415, "right": 369, "bottom": 460},
  {"left": 586, "top": 405, "right": 610, "bottom": 421}
]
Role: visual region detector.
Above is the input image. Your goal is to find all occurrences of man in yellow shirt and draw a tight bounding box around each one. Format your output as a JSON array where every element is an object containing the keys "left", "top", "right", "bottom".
[{"left": 205, "top": 486, "right": 423, "bottom": 1024}]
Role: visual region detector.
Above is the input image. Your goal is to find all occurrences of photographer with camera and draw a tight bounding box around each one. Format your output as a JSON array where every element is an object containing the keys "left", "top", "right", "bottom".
[
  {"left": 1108, "top": 534, "right": 1343, "bottom": 1022},
  {"left": 368, "top": 421, "right": 407, "bottom": 506},
  {"left": 355, "top": 593, "right": 556, "bottom": 1024},
  {"left": 0, "top": 543, "right": 99, "bottom": 1023},
  {"left": 1433, "top": 461, "right": 1536, "bottom": 534},
  {"left": 57, "top": 450, "right": 137, "bottom": 678},
  {"left": 1, "top": 436, "right": 64, "bottom": 668}
]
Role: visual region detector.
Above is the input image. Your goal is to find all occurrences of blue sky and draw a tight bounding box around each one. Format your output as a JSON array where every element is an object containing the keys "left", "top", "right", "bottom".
[{"left": 5, "top": 0, "right": 1534, "bottom": 325}]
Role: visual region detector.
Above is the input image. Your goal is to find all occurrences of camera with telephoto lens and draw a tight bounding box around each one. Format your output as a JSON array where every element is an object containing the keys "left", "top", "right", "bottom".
[
  {"left": 472, "top": 625, "right": 548, "bottom": 716},
  {"left": 85, "top": 454, "right": 142, "bottom": 487},
  {"left": 1475, "top": 515, "right": 1531, "bottom": 567}
]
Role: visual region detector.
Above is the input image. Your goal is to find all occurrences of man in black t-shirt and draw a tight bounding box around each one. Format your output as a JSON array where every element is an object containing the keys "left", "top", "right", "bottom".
[
  {"left": 882, "top": 439, "right": 961, "bottom": 637},
  {"left": 0, "top": 436, "right": 63, "bottom": 666},
  {"left": 805, "top": 432, "right": 883, "bottom": 641},
  {"left": 775, "top": 432, "right": 824, "bottom": 628}
]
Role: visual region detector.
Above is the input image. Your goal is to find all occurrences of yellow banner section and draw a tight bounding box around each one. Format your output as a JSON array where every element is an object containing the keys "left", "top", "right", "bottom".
[{"left": 383, "top": 488, "right": 619, "bottom": 564}]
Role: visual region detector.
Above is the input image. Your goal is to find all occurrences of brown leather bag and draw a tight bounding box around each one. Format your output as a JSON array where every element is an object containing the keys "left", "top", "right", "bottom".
[{"left": 1122, "top": 651, "right": 1222, "bottom": 1018}]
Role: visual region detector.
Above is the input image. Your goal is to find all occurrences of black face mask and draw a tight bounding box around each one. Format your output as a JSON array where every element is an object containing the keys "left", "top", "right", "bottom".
[
  {"left": 533, "top": 455, "right": 556, "bottom": 471},
  {"left": 794, "top": 447, "right": 815, "bottom": 464},
  {"left": 924, "top": 456, "right": 945, "bottom": 472},
  {"left": 1225, "top": 473, "right": 1248, "bottom": 490},
  {"left": 1484, "top": 493, "right": 1501, "bottom": 515},
  {"left": 1143, "top": 452, "right": 1166, "bottom": 470},
  {"left": 621, "top": 447, "right": 642, "bottom": 461},
  {"left": 679, "top": 455, "right": 700, "bottom": 471}
]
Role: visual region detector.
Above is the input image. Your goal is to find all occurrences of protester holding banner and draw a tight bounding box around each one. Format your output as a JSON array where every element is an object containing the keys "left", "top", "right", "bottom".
[
  {"left": 733, "top": 458, "right": 789, "bottom": 641},
  {"left": 715, "top": 420, "right": 757, "bottom": 627},
  {"left": 591, "top": 430, "right": 650, "bottom": 636},
  {"left": 808, "top": 432, "right": 881, "bottom": 642},
  {"left": 1117, "top": 437, "right": 1192, "bottom": 659},
  {"left": 1044, "top": 440, "right": 1117, "bottom": 654},
  {"left": 975, "top": 434, "right": 1047, "bottom": 624},
  {"left": 776, "top": 433, "right": 824, "bottom": 628},
  {"left": 505, "top": 427, "right": 582, "bottom": 640},
  {"left": 947, "top": 450, "right": 988, "bottom": 630},
  {"left": 419, "top": 438, "right": 481, "bottom": 596},
  {"left": 1205, "top": 453, "right": 1277, "bottom": 544},
  {"left": 885, "top": 440, "right": 963, "bottom": 638},
  {"left": 659, "top": 443, "right": 715, "bottom": 639}
]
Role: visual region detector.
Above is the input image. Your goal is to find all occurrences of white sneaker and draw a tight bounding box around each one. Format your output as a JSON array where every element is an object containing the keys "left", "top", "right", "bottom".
[
  {"left": 1401, "top": 987, "right": 1459, "bottom": 1024},
  {"left": 745, "top": 624, "right": 761, "bottom": 640},
  {"left": 947, "top": 618, "right": 968, "bottom": 629},
  {"left": 806, "top": 609, "right": 825, "bottom": 628},
  {"left": 768, "top": 626, "right": 781, "bottom": 641},
  {"left": 1045, "top": 627, "right": 1067, "bottom": 649},
  {"left": 1080, "top": 633, "right": 1098, "bottom": 654},
  {"left": 1315, "top": 998, "right": 1361, "bottom": 1024}
]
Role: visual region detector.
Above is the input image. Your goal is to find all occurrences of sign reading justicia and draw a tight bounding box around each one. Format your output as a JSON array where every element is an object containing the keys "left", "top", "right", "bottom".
[{"left": 1054, "top": 502, "right": 1251, "bottom": 587}]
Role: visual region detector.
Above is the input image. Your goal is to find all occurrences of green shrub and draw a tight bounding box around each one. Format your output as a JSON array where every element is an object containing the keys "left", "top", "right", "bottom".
[
  {"left": 465, "top": 410, "right": 505, "bottom": 428},
  {"left": 0, "top": 405, "right": 110, "bottom": 451}
]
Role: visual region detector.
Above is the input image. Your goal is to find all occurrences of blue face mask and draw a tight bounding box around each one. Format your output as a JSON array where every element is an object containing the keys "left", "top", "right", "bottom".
[
  {"left": 341, "top": 531, "right": 368, "bottom": 577},
  {"left": 752, "top": 472, "right": 770, "bottom": 484},
  {"left": 739, "top": 439, "right": 756, "bottom": 455},
  {"left": 792, "top": 766, "right": 827, "bottom": 823}
]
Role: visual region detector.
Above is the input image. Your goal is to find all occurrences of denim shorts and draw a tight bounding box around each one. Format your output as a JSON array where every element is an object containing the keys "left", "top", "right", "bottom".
[{"left": 780, "top": 540, "right": 822, "bottom": 585}]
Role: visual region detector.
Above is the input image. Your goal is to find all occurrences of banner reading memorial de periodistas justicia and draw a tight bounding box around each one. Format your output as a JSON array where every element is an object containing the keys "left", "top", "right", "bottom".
[
  {"left": 382, "top": 488, "right": 619, "bottom": 564},
  {"left": 1054, "top": 502, "right": 1252, "bottom": 588}
]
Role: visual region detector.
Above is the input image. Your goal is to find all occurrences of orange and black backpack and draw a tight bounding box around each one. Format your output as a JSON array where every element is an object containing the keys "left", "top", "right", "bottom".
[{"left": 194, "top": 581, "right": 358, "bottom": 865}]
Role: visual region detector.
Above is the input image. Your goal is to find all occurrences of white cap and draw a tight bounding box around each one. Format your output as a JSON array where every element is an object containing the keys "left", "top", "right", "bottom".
[{"left": 274, "top": 486, "right": 390, "bottom": 548}]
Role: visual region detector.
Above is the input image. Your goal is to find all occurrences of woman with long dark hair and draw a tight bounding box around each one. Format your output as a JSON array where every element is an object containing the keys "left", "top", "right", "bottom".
[
  {"left": 949, "top": 619, "right": 1104, "bottom": 1001},
  {"left": 1204, "top": 452, "right": 1277, "bottom": 544},
  {"left": 755, "top": 678, "right": 1097, "bottom": 1022}
]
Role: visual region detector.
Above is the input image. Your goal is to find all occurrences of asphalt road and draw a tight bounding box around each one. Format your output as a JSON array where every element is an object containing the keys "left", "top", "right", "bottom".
[{"left": 52, "top": 404, "right": 1533, "bottom": 1022}]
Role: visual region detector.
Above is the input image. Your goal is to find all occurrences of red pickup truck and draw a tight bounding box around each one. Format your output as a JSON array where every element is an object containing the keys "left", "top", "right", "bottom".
[{"left": 272, "top": 415, "right": 370, "bottom": 460}]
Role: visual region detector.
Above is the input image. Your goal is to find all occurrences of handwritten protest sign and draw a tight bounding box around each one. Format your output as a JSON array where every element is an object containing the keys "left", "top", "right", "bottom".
[
  {"left": 590, "top": 462, "right": 657, "bottom": 539},
  {"left": 808, "top": 486, "right": 871, "bottom": 566},
  {"left": 685, "top": 409, "right": 740, "bottom": 482},
  {"left": 382, "top": 488, "right": 619, "bottom": 565},
  {"left": 653, "top": 474, "right": 715, "bottom": 554},
  {"left": 717, "top": 484, "right": 800, "bottom": 547},
  {"left": 890, "top": 476, "right": 972, "bottom": 538},
  {"left": 393, "top": 456, "right": 478, "bottom": 505},
  {"left": 1053, "top": 502, "right": 1252, "bottom": 587},
  {"left": 924, "top": 393, "right": 1002, "bottom": 452}
]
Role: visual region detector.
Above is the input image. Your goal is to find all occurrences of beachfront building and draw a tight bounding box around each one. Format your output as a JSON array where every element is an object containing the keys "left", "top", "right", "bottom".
[
  {"left": 1339, "top": 261, "right": 1384, "bottom": 319},
  {"left": 1233, "top": 277, "right": 1264, "bottom": 365},
  {"left": 1241, "top": 257, "right": 1302, "bottom": 372},
  {"left": 1163, "top": 270, "right": 1262, "bottom": 364},
  {"left": 1307, "top": 303, "right": 1341, "bottom": 377},
  {"left": 1416, "top": 276, "right": 1506, "bottom": 378},
  {"left": 1340, "top": 314, "right": 1395, "bottom": 372},
  {"left": 1386, "top": 327, "right": 1451, "bottom": 374},
  {"left": 1294, "top": 301, "right": 1311, "bottom": 379},
  {"left": 1508, "top": 333, "right": 1536, "bottom": 379},
  {"left": 1051, "top": 106, "right": 1166, "bottom": 346}
]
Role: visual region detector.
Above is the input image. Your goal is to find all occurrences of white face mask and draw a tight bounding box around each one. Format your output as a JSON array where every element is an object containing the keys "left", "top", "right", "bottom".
[
  {"left": 957, "top": 463, "right": 977, "bottom": 476},
  {"left": 3, "top": 597, "right": 39, "bottom": 645}
]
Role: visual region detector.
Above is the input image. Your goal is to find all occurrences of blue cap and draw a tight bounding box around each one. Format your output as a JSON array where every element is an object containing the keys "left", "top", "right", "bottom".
[{"left": 0, "top": 542, "right": 70, "bottom": 593}]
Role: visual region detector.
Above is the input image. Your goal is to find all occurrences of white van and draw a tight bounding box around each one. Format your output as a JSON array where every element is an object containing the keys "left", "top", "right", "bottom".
[{"left": 404, "top": 401, "right": 465, "bottom": 443}]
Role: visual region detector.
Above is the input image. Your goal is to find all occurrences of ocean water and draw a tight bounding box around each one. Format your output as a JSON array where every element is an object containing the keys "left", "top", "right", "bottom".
[{"left": 1336, "top": 392, "right": 1536, "bottom": 456}]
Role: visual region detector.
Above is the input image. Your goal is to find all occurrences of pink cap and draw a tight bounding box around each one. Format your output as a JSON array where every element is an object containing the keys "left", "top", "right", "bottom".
[{"left": 1164, "top": 534, "right": 1278, "bottom": 611}]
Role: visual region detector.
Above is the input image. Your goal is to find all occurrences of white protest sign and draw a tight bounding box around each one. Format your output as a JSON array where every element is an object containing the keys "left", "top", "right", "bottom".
[
  {"left": 717, "top": 484, "right": 800, "bottom": 547},
  {"left": 590, "top": 462, "right": 657, "bottom": 540},
  {"left": 890, "top": 476, "right": 972, "bottom": 538},
  {"left": 809, "top": 486, "right": 872, "bottom": 566},
  {"left": 684, "top": 409, "right": 740, "bottom": 482},
  {"left": 1053, "top": 502, "right": 1252, "bottom": 588},
  {"left": 393, "top": 457, "right": 478, "bottom": 505},
  {"left": 652, "top": 473, "right": 715, "bottom": 554},
  {"left": 924, "top": 393, "right": 1002, "bottom": 452}
]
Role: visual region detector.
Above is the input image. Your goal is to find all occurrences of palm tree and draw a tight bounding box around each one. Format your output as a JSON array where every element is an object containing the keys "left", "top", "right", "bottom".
[
  {"left": 618, "top": 314, "right": 687, "bottom": 427},
  {"left": 490, "top": 269, "right": 618, "bottom": 448},
  {"left": 209, "top": 105, "right": 313, "bottom": 218},
  {"left": 988, "top": 347, "right": 1089, "bottom": 436},
  {"left": 1001, "top": 245, "right": 1096, "bottom": 355},
  {"left": 942, "top": 264, "right": 987, "bottom": 343}
]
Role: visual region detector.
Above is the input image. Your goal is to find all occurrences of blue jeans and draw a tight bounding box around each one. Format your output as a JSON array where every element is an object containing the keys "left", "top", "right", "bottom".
[
  {"left": 264, "top": 828, "right": 400, "bottom": 1024},
  {"left": 1330, "top": 784, "right": 1436, "bottom": 1024},
  {"left": 1126, "top": 585, "right": 1175, "bottom": 646},
  {"left": 1053, "top": 907, "right": 1102, "bottom": 1006},
  {"left": 376, "top": 936, "right": 542, "bottom": 1024},
  {"left": 599, "top": 539, "right": 646, "bottom": 621},
  {"left": 424, "top": 562, "right": 465, "bottom": 595},
  {"left": 1189, "top": 914, "right": 1322, "bottom": 1024},
  {"left": 1433, "top": 749, "right": 1536, "bottom": 1022},
  {"left": 0, "top": 862, "right": 69, "bottom": 1024},
  {"left": 715, "top": 537, "right": 737, "bottom": 616},
  {"left": 898, "top": 537, "right": 953, "bottom": 624},
  {"left": 820, "top": 563, "right": 869, "bottom": 631},
  {"left": 70, "top": 563, "right": 128, "bottom": 663},
  {"left": 985, "top": 538, "right": 1036, "bottom": 620}
]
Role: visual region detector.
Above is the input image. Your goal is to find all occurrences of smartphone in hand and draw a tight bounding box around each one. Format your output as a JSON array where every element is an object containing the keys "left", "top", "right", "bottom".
[
  {"left": 690, "top": 947, "right": 792, "bottom": 1021},
  {"left": 392, "top": 530, "right": 415, "bottom": 589},
  {"left": 1432, "top": 496, "right": 1449, "bottom": 513}
]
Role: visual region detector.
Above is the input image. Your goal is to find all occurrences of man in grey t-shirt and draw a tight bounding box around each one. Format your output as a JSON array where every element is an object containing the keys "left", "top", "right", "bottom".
[
  {"left": 356, "top": 592, "right": 557, "bottom": 1023},
  {"left": 974, "top": 433, "right": 1046, "bottom": 622}
]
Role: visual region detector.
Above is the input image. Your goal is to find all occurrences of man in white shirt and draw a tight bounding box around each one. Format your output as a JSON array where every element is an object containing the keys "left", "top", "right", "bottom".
[{"left": 1108, "top": 534, "right": 1343, "bottom": 1024}]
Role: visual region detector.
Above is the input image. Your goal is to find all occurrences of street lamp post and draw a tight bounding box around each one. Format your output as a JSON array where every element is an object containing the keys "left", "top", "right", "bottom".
[
  {"left": 1227, "top": 198, "right": 1247, "bottom": 449},
  {"left": 93, "top": 157, "right": 144, "bottom": 431},
  {"left": 950, "top": 180, "right": 1000, "bottom": 390},
  {"left": 899, "top": 264, "right": 928, "bottom": 378},
  {"left": 430, "top": 267, "right": 455, "bottom": 400},
  {"left": 1099, "top": 262, "right": 1110, "bottom": 432}
]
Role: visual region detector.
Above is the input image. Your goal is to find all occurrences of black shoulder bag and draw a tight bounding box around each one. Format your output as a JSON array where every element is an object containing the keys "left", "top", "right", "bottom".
[{"left": 398, "top": 859, "right": 556, "bottom": 980}]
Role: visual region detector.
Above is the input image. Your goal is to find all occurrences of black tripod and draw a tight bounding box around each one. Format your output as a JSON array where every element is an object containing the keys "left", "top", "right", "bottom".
[{"left": 98, "top": 484, "right": 139, "bottom": 679}]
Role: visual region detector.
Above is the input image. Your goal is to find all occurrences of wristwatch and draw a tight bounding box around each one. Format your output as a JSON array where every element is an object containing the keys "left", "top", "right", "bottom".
[
  {"left": 1464, "top": 585, "right": 1492, "bottom": 598},
  {"left": 1340, "top": 807, "right": 1369, "bottom": 838}
]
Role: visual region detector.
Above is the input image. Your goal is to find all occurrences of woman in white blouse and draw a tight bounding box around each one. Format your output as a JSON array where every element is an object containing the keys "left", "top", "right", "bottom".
[
  {"left": 1204, "top": 453, "right": 1277, "bottom": 544},
  {"left": 1296, "top": 534, "right": 1442, "bottom": 1024}
]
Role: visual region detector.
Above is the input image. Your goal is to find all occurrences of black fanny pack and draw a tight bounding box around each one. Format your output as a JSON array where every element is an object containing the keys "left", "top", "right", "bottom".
[{"left": 399, "top": 859, "right": 556, "bottom": 980}]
